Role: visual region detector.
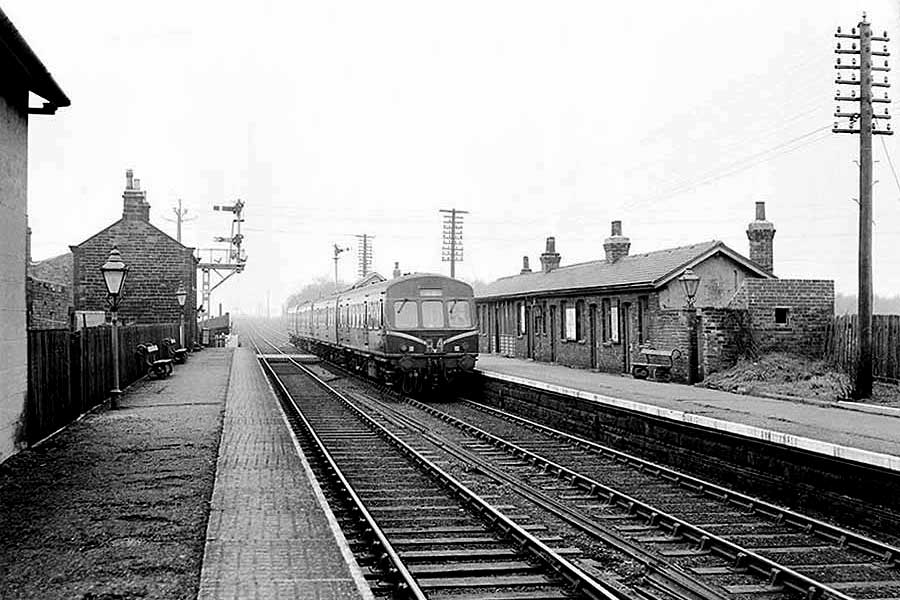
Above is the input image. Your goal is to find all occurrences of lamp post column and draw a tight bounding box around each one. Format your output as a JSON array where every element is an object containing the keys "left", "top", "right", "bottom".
[{"left": 110, "top": 309, "right": 121, "bottom": 408}]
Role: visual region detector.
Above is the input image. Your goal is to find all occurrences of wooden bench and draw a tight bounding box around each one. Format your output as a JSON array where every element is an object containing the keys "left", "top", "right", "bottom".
[
  {"left": 137, "top": 343, "right": 173, "bottom": 378},
  {"left": 161, "top": 337, "right": 188, "bottom": 364},
  {"left": 632, "top": 348, "right": 681, "bottom": 382}
]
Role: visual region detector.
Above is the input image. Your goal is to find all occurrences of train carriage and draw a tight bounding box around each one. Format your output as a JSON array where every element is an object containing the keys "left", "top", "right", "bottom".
[{"left": 290, "top": 274, "right": 478, "bottom": 392}]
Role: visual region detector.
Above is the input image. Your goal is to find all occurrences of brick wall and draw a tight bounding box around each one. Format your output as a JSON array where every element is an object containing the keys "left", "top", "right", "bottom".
[
  {"left": 26, "top": 277, "right": 71, "bottom": 329},
  {"left": 0, "top": 84, "right": 29, "bottom": 462},
  {"left": 648, "top": 308, "right": 694, "bottom": 382},
  {"left": 699, "top": 307, "right": 752, "bottom": 378},
  {"left": 71, "top": 219, "right": 198, "bottom": 345},
  {"left": 728, "top": 279, "right": 834, "bottom": 357}
]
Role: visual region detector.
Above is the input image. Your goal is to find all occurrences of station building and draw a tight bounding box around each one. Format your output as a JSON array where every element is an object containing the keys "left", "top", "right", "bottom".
[
  {"left": 0, "top": 7, "right": 69, "bottom": 461},
  {"left": 475, "top": 203, "right": 834, "bottom": 382}
]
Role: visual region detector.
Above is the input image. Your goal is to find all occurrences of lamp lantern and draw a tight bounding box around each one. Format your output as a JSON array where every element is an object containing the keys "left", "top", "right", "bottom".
[
  {"left": 175, "top": 282, "right": 187, "bottom": 307},
  {"left": 100, "top": 246, "right": 128, "bottom": 306},
  {"left": 679, "top": 268, "right": 701, "bottom": 308}
]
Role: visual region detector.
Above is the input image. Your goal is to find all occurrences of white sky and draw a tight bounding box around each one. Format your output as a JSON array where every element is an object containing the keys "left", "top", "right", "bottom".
[{"left": 9, "top": 0, "right": 900, "bottom": 315}]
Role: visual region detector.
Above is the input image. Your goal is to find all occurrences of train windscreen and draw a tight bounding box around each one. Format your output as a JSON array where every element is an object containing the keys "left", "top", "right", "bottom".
[{"left": 447, "top": 300, "right": 471, "bottom": 328}]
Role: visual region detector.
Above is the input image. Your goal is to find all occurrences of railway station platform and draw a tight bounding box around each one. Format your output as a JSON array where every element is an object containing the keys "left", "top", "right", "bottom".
[
  {"left": 0, "top": 344, "right": 371, "bottom": 599},
  {"left": 476, "top": 354, "right": 900, "bottom": 471},
  {"left": 198, "top": 346, "right": 372, "bottom": 600}
]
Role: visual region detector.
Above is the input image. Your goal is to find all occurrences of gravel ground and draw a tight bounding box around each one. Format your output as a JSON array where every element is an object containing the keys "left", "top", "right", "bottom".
[{"left": 0, "top": 349, "right": 232, "bottom": 600}]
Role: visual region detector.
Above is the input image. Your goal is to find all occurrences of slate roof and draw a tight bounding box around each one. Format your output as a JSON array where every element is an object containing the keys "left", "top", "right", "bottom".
[
  {"left": 477, "top": 240, "right": 772, "bottom": 300},
  {"left": 0, "top": 7, "right": 70, "bottom": 111}
]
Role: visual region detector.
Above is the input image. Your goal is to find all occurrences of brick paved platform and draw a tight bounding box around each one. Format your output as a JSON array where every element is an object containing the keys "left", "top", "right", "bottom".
[
  {"left": 477, "top": 355, "right": 900, "bottom": 471},
  {"left": 198, "top": 347, "right": 372, "bottom": 600}
]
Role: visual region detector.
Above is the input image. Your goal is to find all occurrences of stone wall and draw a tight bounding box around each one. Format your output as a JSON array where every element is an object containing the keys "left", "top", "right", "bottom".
[
  {"left": 0, "top": 84, "right": 29, "bottom": 462},
  {"left": 729, "top": 279, "right": 834, "bottom": 357},
  {"left": 71, "top": 220, "right": 198, "bottom": 345},
  {"left": 27, "top": 277, "right": 71, "bottom": 329}
]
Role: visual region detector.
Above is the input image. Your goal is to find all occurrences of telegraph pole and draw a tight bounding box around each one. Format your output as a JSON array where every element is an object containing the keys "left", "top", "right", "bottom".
[
  {"left": 440, "top": 208, "right": 468, "bottom": 278},
  {"left": 356, "top": 234, "right": 374, "bottom": 277},
  {"left": 333, "top": 243, "right": 349, "bottom": 290},
  {"left": 165, "top": 198, "right": 196, "bottom": 243},
  {"left": 833, "top": 14, "right": 892, "bottom": 398}
]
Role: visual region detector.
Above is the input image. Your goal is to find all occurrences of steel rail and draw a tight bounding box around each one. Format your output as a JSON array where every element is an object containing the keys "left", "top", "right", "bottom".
[
  {"left": 249, "top": 327, "right": 626, "bottom": 600},
  {"left": 357, "top": 395, "right": 731, "bottom": 600},
  {"left": 406, "top": 397, "right": 861, "bottom": 600},
  {"left": 248, "top": 333, "right": 428, "bottom": 600},
  {"left": 463, "top": 398, "right": 900, "bottom": 565}
]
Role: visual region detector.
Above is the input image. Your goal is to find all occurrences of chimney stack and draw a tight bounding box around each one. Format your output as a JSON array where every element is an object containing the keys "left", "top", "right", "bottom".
[
  {"left": 539, "top": 237, "right": 561, "bottom": 273},
  {"left": 520, "top": 256, "right": 532, "bottom": 274},
  {"left": 392, "top": 261, "right": 401, "bottom": 278},
  {"left": 603, "top": 220, "right": 631, "bottom": 263},
  {"left": 746, "top": 201, "right": 775, "bottom": 273},
  {"left": 122, "top": 169, "right": 150, "bottom": 221}
]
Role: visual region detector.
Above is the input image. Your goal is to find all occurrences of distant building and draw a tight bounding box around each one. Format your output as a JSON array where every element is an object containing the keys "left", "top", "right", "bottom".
[
  {"left": 69, "top": 170, "right": 199, "bottom": 342},
  {"left": 0, "top": 7, "right": 70, "bottom": 462},
  {"left": 475, "top": 203, "right": 834, "bottom": 382}
]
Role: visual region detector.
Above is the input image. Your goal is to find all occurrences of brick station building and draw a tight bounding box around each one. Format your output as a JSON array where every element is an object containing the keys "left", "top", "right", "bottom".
[
  {"left": 69, "top": 170, "right": 198, "bottom": 343},
  {"left": 475, "top": 203, "right": 834, "bottom": 382}
]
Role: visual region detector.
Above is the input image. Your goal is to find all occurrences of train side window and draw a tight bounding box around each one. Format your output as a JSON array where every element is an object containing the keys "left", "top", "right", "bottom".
[
  {"left": 394, "top": 299, "right": 417, "bottom": 328},
  {"left": 422, "top": 300, "right": 444, "bottom": 328},
  {"left": 448, "top": 300, "right": 472, "bottom": 328}
]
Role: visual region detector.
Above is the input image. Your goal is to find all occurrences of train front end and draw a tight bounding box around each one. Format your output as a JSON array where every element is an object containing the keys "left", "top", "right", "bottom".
[{"left": 383, "top": 275, "right": 478, "bottom": 392}]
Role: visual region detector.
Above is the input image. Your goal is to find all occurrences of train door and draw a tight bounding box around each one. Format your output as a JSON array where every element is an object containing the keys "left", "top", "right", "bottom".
[
  {"left": 589, "top": 304, "right": 598, "bottom": 369},
  {"left": 549, "top": 305, "right": 557, "bottom": 362},
  {"left": 621, "top": 302, "right": 632, "bottom": 373}
]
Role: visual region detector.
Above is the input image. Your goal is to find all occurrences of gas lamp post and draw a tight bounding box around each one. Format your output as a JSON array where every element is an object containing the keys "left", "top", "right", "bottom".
[
  {"left": 174, "top": 282, "right": 187, "bottom": 348},
  {"left": 679, "top": 268, "right": 701, "bottom": 309},
  {"left": 100, "top": 247, "right": 128, "bottom": 408}
]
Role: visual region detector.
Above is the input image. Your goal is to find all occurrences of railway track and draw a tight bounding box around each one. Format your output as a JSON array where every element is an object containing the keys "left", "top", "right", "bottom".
[
  {"left": 244, "top": 325, "right": 627, "bottom": 600},
  {"left": 242, "top": 321, "right": 900, "bottom": 599}
]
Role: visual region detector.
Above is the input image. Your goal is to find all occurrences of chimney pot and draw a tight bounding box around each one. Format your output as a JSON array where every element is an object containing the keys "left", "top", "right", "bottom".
[
  {"left": 520, "top": 256, "right": 532, "bottom": 274},
  {"left": 611, "top": 220, "right": 622, "bottom": 236},
  {"left": 125, "top": 169, "right": 134, "bottom": 190},
  {"left": 755, "top": 201, "right": 766, "bottom": 220},
  {"left": 545, "top": 237, "right": 556, "bottom": 253},
  {"left": 133, "top": 178, "right": 141, "bottom": 191}
]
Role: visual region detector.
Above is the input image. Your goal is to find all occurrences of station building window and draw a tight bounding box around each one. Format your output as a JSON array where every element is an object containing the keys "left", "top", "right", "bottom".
[
  {"left": 564, "top": 303, "right": 576, "bottom": 340},
  {"left": 518, "top": 303, "right": 526, "bottom": 335},
  {"left": 775, "top": 307, "right": 790, "bottom": 325}
]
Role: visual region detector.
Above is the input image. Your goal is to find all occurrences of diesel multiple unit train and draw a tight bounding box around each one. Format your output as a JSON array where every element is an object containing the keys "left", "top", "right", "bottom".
[{"left": 289, "top": 274, "right": 478, "bottom": 392}]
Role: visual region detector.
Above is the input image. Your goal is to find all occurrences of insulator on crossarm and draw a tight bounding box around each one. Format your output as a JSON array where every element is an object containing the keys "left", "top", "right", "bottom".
[
  {"left": 837, "top": 42, "right": 842, "bottom": 50},
  {"left": 852, "top": 42, "right": 857, "bottom": 50},
  {"left": 885, "top": 45, "right": 889, "bottom": 53},
  {"left": 837, "top": 26, "right": 842, "bottom": 34},
  {"left": 886, "top": 76, "right": 890, "bottom": 83},
  {"left": 852, "top": 90, "right": 857, "bottom": 97},
  {"left": 852, "top": 72, "right": 857, "bottom": 81},
  {"left": 833, "top": 121, "right": 839, "bottom": 130},
  {"left": 852, "top": 57, "right": 857, "bottom": 65},
  {"left": 888, "top": 123, "right": 892, "bottom": 131},
  {"left": 852, "top": 27, "right": 857, "bottom": 35},
  {"left": 837, "top": 57, "right": 842, "bottom": 65}
]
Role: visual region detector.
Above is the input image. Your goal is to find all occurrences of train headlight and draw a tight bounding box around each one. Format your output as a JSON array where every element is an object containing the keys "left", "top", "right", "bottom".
[{"left": 453, "top": 345, "right": 461, "bottom": 352}]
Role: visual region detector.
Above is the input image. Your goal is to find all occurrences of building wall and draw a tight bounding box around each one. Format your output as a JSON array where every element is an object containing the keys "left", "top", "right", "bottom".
[
  {"left": 698, "top": 307, "right": 752, "bottom": 379},
  {"left": 729, "top": 278, "right": 834, "bottom": 357},
  {"left": 26, "top": 278, "right": 71, "bottom": 329},
  {"left": 71, "top": 220, "right": 198, "bottom": 344},
  {"left": 657, "top": 255, "right": 758, "bottom": 309},
  {"left": 0, "top": 84, "right": 29, "bottom": 461}
]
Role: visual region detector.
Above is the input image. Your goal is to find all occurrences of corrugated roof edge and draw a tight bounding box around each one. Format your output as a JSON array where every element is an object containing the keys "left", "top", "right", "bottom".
[{"left": 0, "top": 6, "right": 70, "bottom": 110}]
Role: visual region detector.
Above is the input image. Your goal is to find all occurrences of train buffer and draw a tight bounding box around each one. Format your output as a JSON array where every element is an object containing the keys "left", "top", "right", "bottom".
[{"left": 632, "top": 348, "right": 681, "bottom": 382}]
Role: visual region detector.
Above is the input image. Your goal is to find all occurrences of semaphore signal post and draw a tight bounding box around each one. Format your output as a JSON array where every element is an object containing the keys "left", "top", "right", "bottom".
[{"left": 833, "top": 14, "right": 892, "bottom": 398}]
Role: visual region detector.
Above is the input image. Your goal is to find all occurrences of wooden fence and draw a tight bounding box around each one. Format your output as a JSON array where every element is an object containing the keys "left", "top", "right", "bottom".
[
  {"left": 26, "top": 323, "right": 179, "bottom": 445},
  {"left": 824, "top": 314, "right": 900, "bottom": 382}
]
